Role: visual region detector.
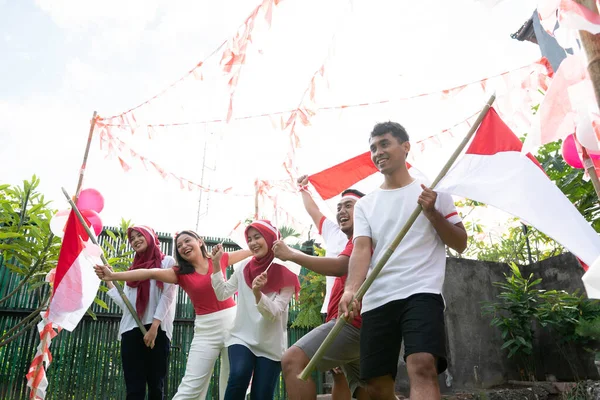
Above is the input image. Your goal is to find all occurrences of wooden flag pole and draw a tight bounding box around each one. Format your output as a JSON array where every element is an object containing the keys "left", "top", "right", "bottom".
[
  {"left": 582, "top": 148, "right": 600, "bottom": 198},
  {"left": 29, "top": 111, "right": 104, "bottom": 397},
  {"left": 573, "top": 0, "right": 600, "bottom": 200},
  {"left": 75, "top": 111, "right": 98, "bottom": 198},
  {"left": 61, "top": 187, "right": 148, "bottom": 335},
  {"left": 298, "top": 93, "right": 496, "bottom": 381}
]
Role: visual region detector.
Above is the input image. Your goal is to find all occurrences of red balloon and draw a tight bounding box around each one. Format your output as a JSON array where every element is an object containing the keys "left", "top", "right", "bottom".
[
  {"left": 77, "top": 188, "right": 104, "bottom": 213},
  {"left": 81, "top": 209, "right": 103, "bottom": 236},
  {"left": 562, "top": 134, "right": 584, "bottom": 169}
]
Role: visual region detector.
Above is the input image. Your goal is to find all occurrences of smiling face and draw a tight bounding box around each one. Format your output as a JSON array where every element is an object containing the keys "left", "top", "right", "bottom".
[
  {"left": 129, "top": 230, "right": 148, "bottom": 254},
  {"left": 369, "top": 132, "right": 410, "bottom": 175},
  {"left": 176, "top": 233, "right": 204, "bottom": 262},
  {"left": 246, "top": 227, "right": 269, "bottom": 258},
  {"left": 336, "top": 198, "right": 357, "bottom": 236}
]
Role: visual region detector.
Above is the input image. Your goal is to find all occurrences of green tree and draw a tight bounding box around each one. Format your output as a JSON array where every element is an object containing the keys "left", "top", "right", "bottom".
[
  {"left": 291, "top": 243, "right": 326, "bottom": 329},
  {"left": 0, "top": 176, "right": 62, "bottom": 346}
]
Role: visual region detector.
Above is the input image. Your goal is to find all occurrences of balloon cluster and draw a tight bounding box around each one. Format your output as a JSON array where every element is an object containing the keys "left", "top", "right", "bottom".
[{"left": 50, "top": 188, "right": 105, "bottom": 238}]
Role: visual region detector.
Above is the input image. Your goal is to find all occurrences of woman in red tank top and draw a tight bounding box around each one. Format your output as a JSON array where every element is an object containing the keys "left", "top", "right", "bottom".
[{"left": 95, "top": 230, "right": 250, "bottom": 400}]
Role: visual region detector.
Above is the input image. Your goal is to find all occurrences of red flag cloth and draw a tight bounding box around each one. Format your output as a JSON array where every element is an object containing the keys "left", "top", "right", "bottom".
[
  {"left": 308, "top": 151, "right": 412, "bottom": 200},
  {"left": 47, "top": 211, "right": 102, "bottom": 331}
]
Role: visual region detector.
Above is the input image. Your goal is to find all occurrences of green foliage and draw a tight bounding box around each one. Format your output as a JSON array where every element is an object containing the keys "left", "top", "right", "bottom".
[
  {"left": 483, "top": 264, "right": 600, "bottom": 380},
  {"left": 457, "top": 211, "right": 563, "bottom": 263},
  {"left": 100, "top": 219, "right": 135, "bottom": 272},
  {"left": 279, "top": 225, "right": 301, "bottom": 241},
  {"left": 482, "top": 264, "right": 538, "bottom": 366},
  {"left": 291, "top": 242, "right": 326, "bottom": 329},
  {"left": 535, "top": 140, "right": 600, "bottom": 231},
  {"left": 0, "top": 176, "right": 62, "bottom": 298}
]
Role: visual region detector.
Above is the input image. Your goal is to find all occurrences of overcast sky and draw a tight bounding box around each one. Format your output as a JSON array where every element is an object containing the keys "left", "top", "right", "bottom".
[{"left": 1, "top": 0, "right": 541, "bottom": 241}]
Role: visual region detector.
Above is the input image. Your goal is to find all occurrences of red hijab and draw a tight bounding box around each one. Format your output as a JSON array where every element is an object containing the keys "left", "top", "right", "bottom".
[
  {"left": 243, "top": 220, "right": 300, "bottom": 297},
  {"left": 126, "top": 225, "right": 165, "bottom": 318}
]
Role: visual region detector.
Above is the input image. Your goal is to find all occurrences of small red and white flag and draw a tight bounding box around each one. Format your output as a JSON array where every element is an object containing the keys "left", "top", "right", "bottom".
[
  {"left": 46, "top": 210, "right": 103, "bottom": 331},
  {"left": 434, "top": 108, "right": 600, "bottom": 294}
]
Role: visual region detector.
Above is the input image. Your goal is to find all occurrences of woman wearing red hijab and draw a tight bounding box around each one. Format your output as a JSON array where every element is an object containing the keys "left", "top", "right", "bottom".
[
  {"left": 96, "top": 229, "right": 251, "bottom": 400},
  {"left": 211, "top": 220, "right": 300, "bottom": 400},
  {"left": 104, "top": 225, "right": 177, "bottom": 400}
]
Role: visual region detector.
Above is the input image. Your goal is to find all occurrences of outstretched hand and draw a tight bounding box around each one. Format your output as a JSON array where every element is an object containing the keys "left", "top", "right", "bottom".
[{"left": 272, "top": 240, "right": 294, "bottom": 261}]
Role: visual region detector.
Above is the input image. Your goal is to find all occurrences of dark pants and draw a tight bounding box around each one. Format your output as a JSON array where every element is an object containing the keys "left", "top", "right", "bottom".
[
  {"left": 224, "top": 344, "right": 281, "bottom": 400},
  {"left": 121, "top": 324, "right": 170, "bottom": 400}
]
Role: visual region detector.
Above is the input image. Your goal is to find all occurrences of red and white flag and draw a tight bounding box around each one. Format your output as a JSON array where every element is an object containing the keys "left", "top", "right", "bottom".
[
  {"left": 46, "top": 210, "right": 102, "bottom": 331},
  {"left": 308, "top": 151, "right": 416, "bottom": 200},
  {"left": 435, "top": 108, "right": 600, "bottom": 294}
]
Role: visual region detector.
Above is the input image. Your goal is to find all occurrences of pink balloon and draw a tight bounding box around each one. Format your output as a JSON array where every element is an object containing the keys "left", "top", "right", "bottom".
[
  {"left": 77, "top": 188, "right": 104, "bottom": 213},
  {"left": 81, "top": 209, "right": 103, "bottom": 236},
  {"left": 562, "top": 134, "right": 584, "bottom": 169}
]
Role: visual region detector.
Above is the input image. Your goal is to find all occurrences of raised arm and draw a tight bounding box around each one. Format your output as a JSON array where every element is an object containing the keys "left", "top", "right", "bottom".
[
  {"left": 211, "top": 244, "right": 240, "bottom": 300},
  {"left": 94, "top": 264, "right": 178, "bottom": 284},
  {"left": 298, "top": 174, "right": 325, "bottom": 227},
  {"left": 228, "top": 249, "right": 252, "bottom": 265},
  {"left": 273, "top": 240, "right": 347, "bottom": 276}
]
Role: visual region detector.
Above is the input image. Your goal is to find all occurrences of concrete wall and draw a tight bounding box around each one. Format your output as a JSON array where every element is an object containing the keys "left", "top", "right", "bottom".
[{"left": 393, "top": 253, "right": 598, "bottom": 394}]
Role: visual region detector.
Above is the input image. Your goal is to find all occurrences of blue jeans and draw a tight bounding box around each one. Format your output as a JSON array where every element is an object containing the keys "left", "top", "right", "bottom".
[{"left": 224, "top": 344, "right": 282, "bottom": 400}]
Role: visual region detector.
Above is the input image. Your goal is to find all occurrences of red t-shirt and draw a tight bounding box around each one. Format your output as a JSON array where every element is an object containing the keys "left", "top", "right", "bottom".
[
  {"left": 175, "top": 252, "right": 236, "bottom": 315},
  {"left": 326, "top": 240, "right": 362, "bottom": 329}
]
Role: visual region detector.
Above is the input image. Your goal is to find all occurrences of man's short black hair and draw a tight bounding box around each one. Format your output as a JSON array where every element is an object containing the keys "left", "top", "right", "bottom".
[
  {"left": 370, "top": 121, "right": 409, "bottom": 143},
  {"left": 341, "top": 188, "right": 365, "bottom": 198}
]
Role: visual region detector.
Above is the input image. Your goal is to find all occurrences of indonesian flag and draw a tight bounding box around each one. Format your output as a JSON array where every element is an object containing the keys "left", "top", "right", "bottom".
[
  {"left": 46, "top": 211, "right": 102, "bottom": 331},
  {"left": 308, "top": 151, "right": 415, "bottom": 200},
  {"left": 435, "top": 108, "right": 600, "bottom": 295}
]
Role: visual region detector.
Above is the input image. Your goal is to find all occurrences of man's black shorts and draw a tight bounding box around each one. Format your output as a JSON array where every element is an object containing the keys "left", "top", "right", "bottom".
[{"left": 359, "top": 293, "right": 447, "bottom": 381}]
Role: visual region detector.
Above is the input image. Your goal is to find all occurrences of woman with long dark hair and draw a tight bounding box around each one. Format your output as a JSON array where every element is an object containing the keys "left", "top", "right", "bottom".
[{"left": 96, "top": 230, "right": 251, "bottom": 399}]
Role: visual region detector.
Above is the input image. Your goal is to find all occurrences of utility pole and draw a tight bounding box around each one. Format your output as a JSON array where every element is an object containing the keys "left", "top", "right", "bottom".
[{"left": 195, "top": 141, "right": 207, "bottom": 232}]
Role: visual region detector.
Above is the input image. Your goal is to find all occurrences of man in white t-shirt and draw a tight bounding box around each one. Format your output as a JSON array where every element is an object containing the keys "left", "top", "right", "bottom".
[
  {"left": 338, "top": 121, "right": 467, "bottom": 400},
  {"left": 297, "top": 174, "right": 353, "bottom": 399}
]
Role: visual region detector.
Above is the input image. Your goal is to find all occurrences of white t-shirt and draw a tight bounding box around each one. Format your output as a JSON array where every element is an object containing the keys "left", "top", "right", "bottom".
[
  {"left": 211, "top": 260, "right": 294, "bottom": 361},
  {"left": 353, "top": 178, "right": 461, "bottom": 313},
  {"left": 319, "top": 217, "right": 349, "bottom": 313},
  {"left": 107, "top": 256, "right": 177, "bottom": 340}
]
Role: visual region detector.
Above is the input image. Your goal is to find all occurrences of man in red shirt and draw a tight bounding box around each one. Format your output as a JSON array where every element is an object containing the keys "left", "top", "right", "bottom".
[{"left": 274, "top": 188, "right": 369, "bottom": 400}]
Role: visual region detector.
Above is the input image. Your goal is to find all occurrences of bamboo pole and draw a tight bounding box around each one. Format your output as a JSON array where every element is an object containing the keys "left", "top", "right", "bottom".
[
  {"left": 61, "top": 187, "right": 148, "bottom": 335},
  {"left": 573, "top": 0, "right": 600, "bottom": 199},
  {"left": 574, "top": 0, "right": 600, "bottom": 107},
  {"left": 75, "top": 111, "right": 98, "bottom": 198},
  {"left": 29, "top": 111, "right": 99, "bottom": 395},
  {"left": 582, "top": 148, "right": 600, "bottom": 198},
  {"left": 254, "top": 179, "right": 260, "bottom": 220},
  {"left": 298, "top": 94, "right": 496, "bottom": 380}
]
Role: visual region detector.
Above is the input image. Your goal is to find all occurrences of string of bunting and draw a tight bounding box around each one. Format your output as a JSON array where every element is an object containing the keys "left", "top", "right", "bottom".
[
  {"left": 278, "top": 2, "right": 350, "bottom": 183},
  {"left": 98, "top": 110, "right": 484, "bottom": 196},
  {"left": 100, "top": 0, "right": 284, "bottom": 125},
  {"left": 97, "top": 124, "right": 247, "bottom": 196},
  {"left": 96, "top": 58, "right": 553, "bottom": 137}
]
